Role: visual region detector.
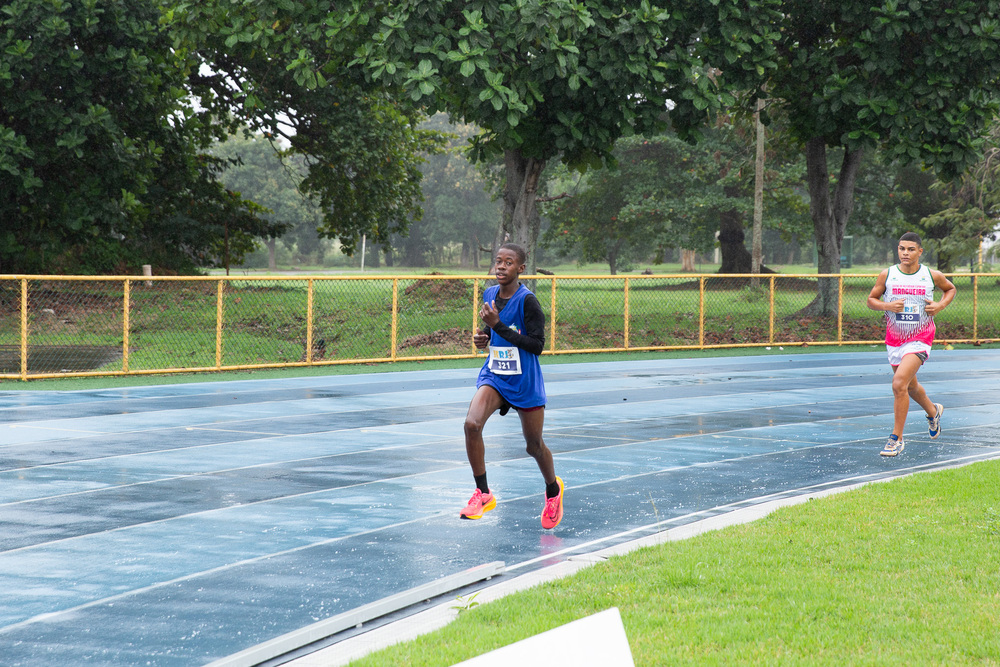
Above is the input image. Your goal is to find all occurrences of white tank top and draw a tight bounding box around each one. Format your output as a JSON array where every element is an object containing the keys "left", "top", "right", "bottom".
[{"left": 883, "top": 264, "right": 935, "bottom": 346}]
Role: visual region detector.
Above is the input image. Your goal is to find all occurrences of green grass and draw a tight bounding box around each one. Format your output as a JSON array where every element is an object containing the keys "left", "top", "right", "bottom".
[{"left": 348, "top": 460, "right": 1000, "bottom": 666}]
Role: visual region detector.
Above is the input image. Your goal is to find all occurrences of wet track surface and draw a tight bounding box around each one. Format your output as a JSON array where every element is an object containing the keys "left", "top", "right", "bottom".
[{"left": 2, "top": 350, "right": 999, "bottom": 665}]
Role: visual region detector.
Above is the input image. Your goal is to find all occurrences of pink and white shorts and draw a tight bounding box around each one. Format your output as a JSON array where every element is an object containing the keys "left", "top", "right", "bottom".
[{"left": 887, "top": 339, "right": 931, "bottom": 367}]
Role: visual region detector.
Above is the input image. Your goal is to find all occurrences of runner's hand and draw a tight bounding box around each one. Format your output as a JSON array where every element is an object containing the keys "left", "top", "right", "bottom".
[
  {"left": 480, "top": 300, "right": 500, "bottom": 327},
  {"left": 884, "top": 298, "right": 906, "bottom": 313}
]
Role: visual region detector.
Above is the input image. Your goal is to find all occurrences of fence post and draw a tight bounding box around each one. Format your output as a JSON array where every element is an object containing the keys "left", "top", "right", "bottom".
[
  {"left": 307, "top": 278, "right": 314, "bottom": 363},
  {"left": 769, "top": 275, "right": 775, "bottom": 344},
  {"left": 623, "top": 277, "right": 630, "bottom": 349},
  {"left": 472, "top": 279, "right": 480, "bottom": 353},
  {"left": 550, "top": 277, "right": 557, "bottom": 352},
  {"left": 216, "top": 279, "right": 224, "bottom": 369},
  {"left": 973, "top": 274, "right": 978, "bottom": 342},
  {"left": 123, "top": 279, "right": 130, "bottom": 373},
  {"left": 391, "top": 278, "right": 398, "bottom": 361},
  {"left": 20, "top": 278, "right": 28, "bottom": 381},
  {"left": 837, "top": 275, "right": 844, "bottom": 342},
  {"left": 698, "top": 276, "right": 705, "bottom": 348}
]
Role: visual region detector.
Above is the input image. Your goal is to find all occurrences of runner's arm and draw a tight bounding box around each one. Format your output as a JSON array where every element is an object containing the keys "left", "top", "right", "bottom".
[
  {"left": 867, "top": 270, "right": 898, "bottom": 311},
  {"left": 925, "top": 270, "right": 957, "bottom": 316},
  {"left": 489, "top": 295, "right": 545, "bottom": 355}
]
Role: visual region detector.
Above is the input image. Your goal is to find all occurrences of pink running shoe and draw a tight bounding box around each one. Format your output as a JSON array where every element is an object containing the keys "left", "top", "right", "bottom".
[
  {"left": 459, "top": 488, "right": 496, "bottom": 520},
  {"left": 541, "top": 476, "right": 565, "bottom": 530}
]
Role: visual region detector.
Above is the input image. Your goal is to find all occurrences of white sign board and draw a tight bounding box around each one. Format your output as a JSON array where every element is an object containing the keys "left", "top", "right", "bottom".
[{"left": 450, "top": 607, "right": 634, "bottom": 667}]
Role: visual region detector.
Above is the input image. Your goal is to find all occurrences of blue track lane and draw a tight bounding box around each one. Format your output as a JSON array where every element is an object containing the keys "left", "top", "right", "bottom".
[{"left": 1, "top": 350, "right": 999, "bottom": 665}]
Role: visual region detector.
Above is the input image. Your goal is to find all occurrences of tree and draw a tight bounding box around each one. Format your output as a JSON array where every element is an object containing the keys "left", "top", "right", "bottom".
[
  {"left": 170, "top": 0, "right": 446, "bottom": 257},
  {"left": 1, "top": 0, "right": 446, "bottom": 274},
  {"left": 542, "top": 135, "right": 713, "bottom": 274},
  {"left": 541, "top": 124, "right": 810, "bottom": 274},
  {"left": 329, "top": 0, "right": 781, "bottom": 273},
  {"left": 0, "top": 0, "right": 288, "bottom": 273},
  {"left": 764, "top": 0, "right": 1000, "bottom": 314},
  {"left": 407, "top": 115, "right": 499, "bottom": 268},
  {"left": 912, "top": 121, "right": 1000, "bottom": 271},
  {"left": 211, "top": 133, "right": 329, "bottom": 268}
]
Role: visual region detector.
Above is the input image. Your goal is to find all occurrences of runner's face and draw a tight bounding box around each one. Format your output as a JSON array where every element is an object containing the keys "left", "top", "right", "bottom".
[
  {"left": 494, "top": 249, "right": 523, "bottom": 285},
  {"left": 897, "top": 241, "right": 922, "bottom": 266}
]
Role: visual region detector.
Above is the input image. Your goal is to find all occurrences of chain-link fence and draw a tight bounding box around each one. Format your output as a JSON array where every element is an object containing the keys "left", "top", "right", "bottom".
[{"left": 2, "top": 273, "right": 998, "bottom": 380}]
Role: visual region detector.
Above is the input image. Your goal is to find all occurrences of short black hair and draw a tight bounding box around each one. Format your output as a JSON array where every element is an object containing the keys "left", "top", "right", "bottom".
[
  {"left": 499, "top": 242, "right": 527, "bottom": 265},
  {"left": 899, "top": 232, "right": 922, "bottom": 246}
]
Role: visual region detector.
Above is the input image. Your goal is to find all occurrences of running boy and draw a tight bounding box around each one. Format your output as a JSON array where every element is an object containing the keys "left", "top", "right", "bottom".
[
  {"left": 867, "top": 232, "right": 956, "bottom": 456},
  {"left": 459, "top": 243, "right": 565, "bottom": 529}
]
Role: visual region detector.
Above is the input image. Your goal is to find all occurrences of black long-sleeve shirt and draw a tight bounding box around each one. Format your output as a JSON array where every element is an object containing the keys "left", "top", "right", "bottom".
[{"left": 480, "top": 291, "right": 545, "bottom": 356}]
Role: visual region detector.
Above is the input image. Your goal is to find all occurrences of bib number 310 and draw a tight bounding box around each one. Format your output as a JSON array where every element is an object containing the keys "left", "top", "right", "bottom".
[{"left": 895, "top": 303, "right": 920, "bottom": 323}]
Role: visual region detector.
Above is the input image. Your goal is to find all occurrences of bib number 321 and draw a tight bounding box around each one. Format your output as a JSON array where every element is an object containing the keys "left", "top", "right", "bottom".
[{"left": 488, "top": 346, "right": 522, "bottom": 375}]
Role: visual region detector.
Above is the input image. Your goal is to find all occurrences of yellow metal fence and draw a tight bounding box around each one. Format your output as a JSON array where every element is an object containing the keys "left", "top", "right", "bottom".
[{"left": 2, "top": 273, "right": 997, "bottom": 380}]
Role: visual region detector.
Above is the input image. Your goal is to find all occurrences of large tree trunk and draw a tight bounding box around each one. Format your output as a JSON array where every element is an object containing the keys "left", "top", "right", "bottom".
[
  {"left": 718, "top": 197, "right": 754, "bottom": 273},
  {"left": 804, "top": 138, "right": 863, "bottom": 316},
  {"left": 267, "top": 238, "right": 277, "bottom": 271},
  {"left": 496, "top": 149, "right": 546, "bottom": 276},
  {"left": 681, "top": 249, "right": 696, "bottom": 272}
]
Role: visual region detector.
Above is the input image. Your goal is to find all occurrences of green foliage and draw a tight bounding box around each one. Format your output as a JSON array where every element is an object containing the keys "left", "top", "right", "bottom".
[
  {"left": 759, "top": 0, "right": 1000, "bottom": 312},
  {"left": 0, "top": 0, "right": 289, "bottom": 274},
  {"left": 451, "top": 592, "right": 481, "bottom": 613},
  {"left": 212, "top": 133, "right": 330, "bottom": 263},
  {"left": 540, "top": 126, "right": 811, "bottom": 273},
  {"left": 915, "top": 207, "right": 995, "bottom": 272},
  {"left": 912, "top": 120, "right": 1000, "bottom": 271},
  {"left": 335, "top": 0, "right": 781, "bottom": 167},
  {"left": 398, "top": 114, "right": 499, "bottom": 267},
  {"left": 171, "top": 0, "right": 448, "bottom": 256},
  {"left": 769, "top": 0, "right": 1000, "bottom": 179},
  {"left": 0, "top": 0, "right": 174, "bottom": 271},
  {"left": 1, "top": 0, "right": 446, "bottom": 275},
  {"left": 330, "top": 0, "right": 783, "bottom": 269}
]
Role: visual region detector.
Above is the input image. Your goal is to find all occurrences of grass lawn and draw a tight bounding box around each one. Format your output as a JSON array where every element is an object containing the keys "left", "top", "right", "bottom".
[{"left": 348, "top": 459, "right": 1000, "bottom": 666}]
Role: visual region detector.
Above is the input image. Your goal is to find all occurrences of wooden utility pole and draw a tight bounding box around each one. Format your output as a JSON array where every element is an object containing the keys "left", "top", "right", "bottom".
[{"left": 751, "top": 96, "right": 766, "bottom": 289}]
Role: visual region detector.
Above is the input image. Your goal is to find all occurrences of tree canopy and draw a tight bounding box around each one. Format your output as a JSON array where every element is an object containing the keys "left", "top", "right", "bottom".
[
  {"left": 540, "top": 124, "right": 811, "bottom": 274},
  {"left": 764, "top": 0, "right": 1000, "bottom": 312},
  {"left": 402, "top": 114, "right": 499, "bottom": 268},
  {"left": 912, "top": 120, "right": 1000, "bottom": 271},
  {"left": 0, "top": 0, "right": 442, "bottom": 274},
  {"left": 7, "top": 0, "right": 999, "bottom": 279},
  {"left": 329, "top": 0, "right": 781, "bottom": 271}
]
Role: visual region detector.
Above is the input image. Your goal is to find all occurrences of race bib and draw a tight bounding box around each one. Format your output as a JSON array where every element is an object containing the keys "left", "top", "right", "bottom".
[
  {"left": 488, "top": 346, "right": 522, "bottom": 375},
  {"left": 895, "top": 303, "right": 920, "bottom": 323}
]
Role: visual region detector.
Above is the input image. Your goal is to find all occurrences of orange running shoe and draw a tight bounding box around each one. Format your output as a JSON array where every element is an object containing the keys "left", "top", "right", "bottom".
[
  {"left": 459, "top": 488, "right": 496, "bottom": 520},
  {"left": 541, "top": 476, "right": 564, "bottom": 529}
]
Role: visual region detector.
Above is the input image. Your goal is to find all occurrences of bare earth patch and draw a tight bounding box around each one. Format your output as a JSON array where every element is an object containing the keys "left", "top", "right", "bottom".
[{"left": 398, "top": 327, "right": 474, "bottom": 351}]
